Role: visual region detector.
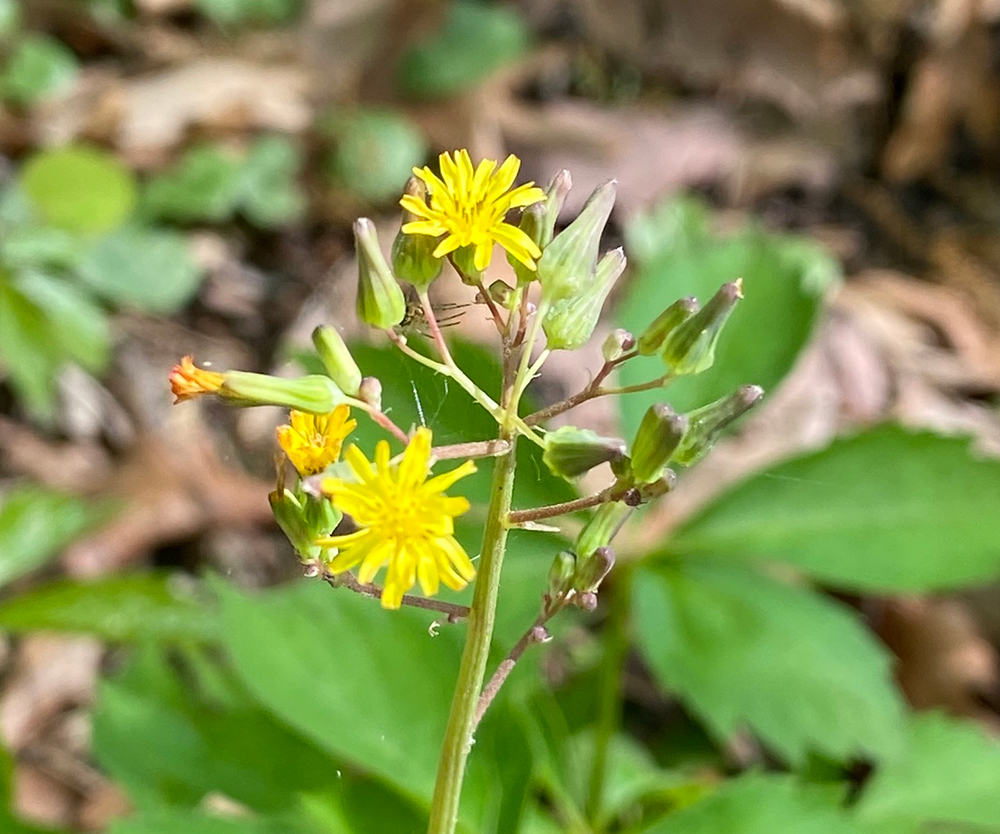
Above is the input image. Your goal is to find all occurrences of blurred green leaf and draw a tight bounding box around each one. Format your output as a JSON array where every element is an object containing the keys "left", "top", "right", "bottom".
[
  {"left": 0, "top": 484, "right": 109, "bottom": 589},
  {"left": 1, "top": 226, "right": 91, "bottom": 272},
  {"left": 616, "top": 195, "right": 838, "bottom": 438},
  {"left": 671, "top": 427, "right": 1000, "bottom": 592},
  {"left": 0, "top": 274, "right": 61, "bottom": 417},
  {"left": 76, "top": 227, "right": 203, "bottom": 312},
  {"left": 194, "top": 0, "right": 298, "bottom": 26},
  {"left": 107, "top": 807, "right": 302, "bottom": 834},
  {"left": 239, "top": 135, "right": 306, "bottom": 226},
  {"left": 643, "top": 773, "right": 860, "bottom": 834},
  {"left": 143, "top": 145, "right": 245, "bottom": 224},
  {"left": 21, "top": 145, "right": 135, "bottom": 235},
  {"left": 0, "top": 574, "right": 215, "bottom": 641},
  {"left": 856, "top": 713, "right": 1000, "bottom": 833},
  {"left": 398, "top": 1, "right": 530, "bottom": 99},
  {"left": 0, "top": 0, "right": 21, "bottom": 37},
  {"left": 1, "top": 33, "right": 78, "bottom": 106},
  {"left": 323, "top": 110, "right": 426, "bottom": 203},
  {"left": 633, "top": 561, "right": 903, "bottom": 763}
]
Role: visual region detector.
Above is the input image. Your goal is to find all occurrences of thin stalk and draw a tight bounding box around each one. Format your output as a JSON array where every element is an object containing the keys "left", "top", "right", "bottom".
[
  {"left": 524, "top": 373, "right": 673, "bottom": 427},
  {"left": 507, "top": 487, "right": 618, "bottom": 525}
]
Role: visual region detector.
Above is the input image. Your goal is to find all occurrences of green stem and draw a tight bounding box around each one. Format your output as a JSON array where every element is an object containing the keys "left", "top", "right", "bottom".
[
  {"left": 426, "top": 431, "right": 519, "bottom": 834},
  {"left": 585, "top": 569, "right": 631, "bottom": 824}
]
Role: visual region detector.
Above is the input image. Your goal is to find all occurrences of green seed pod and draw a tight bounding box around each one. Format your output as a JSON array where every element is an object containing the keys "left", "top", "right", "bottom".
[
  {"left": 576, "top": 501, "right": 632, "bottom": 560},
  {"left": 659, "top": 280, "right": 742, "bottom": 376},
  {"left": 312, "top": 325, "right": 362, "bottom": 397},
  {"left": 392, "top": 178, "right": 444, "bottom": 289},
  {"left": 542, "top": 247, "right": 626, "bottom": 350},
  {"left": 543, "top": 425, "right": 627, "bottom": 480},
  {"left": 637, "top": 296, "right": 699, "bottom": 356},
  {"left": 674, "top": 384, "right": 764, "bottom": 465},
  {"left": 221, "top": 372, "right": 345, "bottom": 413},
  {"left": 355, "top": 218, "right": 406, "bottom": 329},
  {"left": 631, "top": 404, "right": 689, "bottom": 484},
  {"left": 536, "top": 180, "right": 617, "bottom": 301}
]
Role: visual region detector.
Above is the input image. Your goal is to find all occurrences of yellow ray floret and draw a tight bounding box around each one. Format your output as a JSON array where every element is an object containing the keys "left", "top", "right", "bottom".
[
  {"left": 400, "top": 149, "right": 546, "bottom": 273},
  {"left": 277, "top": 406, "right": 357, "bottom": 476},
  {"left": 318, "top": 427, "right": 477, "bottom": 609}
]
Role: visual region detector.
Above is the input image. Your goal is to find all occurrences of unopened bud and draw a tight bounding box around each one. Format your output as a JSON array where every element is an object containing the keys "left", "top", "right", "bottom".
[
  {"left": 221, "top": 371, "right": 345, "bottom": 413},
  {"left": 355, "top": 218, "right": 405, "bottom": 329},
  {"left": 575, "top": 591, "right": 599, "bottom": 612},
  {"left": 509, "top": 169, "right": 573, "bottom": 286},
  {"left": 270, "top": 489, "right": 323, "bottom": 562},
  {"left": 637, "top": 297, "right": 699, "bottom": 356},
  {"left": 575, "top": 546, "right": 614, "bottom": 593},
  {"left": 536, "top": 180, "right": 617, "bottom": 301},
  {"left": 577, "top": 501, "right": 632, "bottom": 560},
  {"left": 392, "top": 178, "right": 445, "bottom": 289},
  {"left": 543, "top": 426, "right": 627, "bottom": 480},
  {"left": 488, "top": 279, "right": 514, "bottom": 307},
  {"left": 542, "top": 247, "right": 626, "bottom": 350},
  {"left": 639, "top": 469, "right": 677, "bottom": 500},
  {"left": 631, "top": 404, "right": 689, "bottom": 484},
  {"left": 358, "top": 376, "right": 383, "bottom": 411},
  {"left": 312, "top": 326, "right": 362, "bottom": 397},
  {"left": 674, "top": 384, "right": 764, "bottom": 465},
  {"left": 602, "top": 329, "right": 636, "bottom": 363},
  {"left": 546, "top": 550, "right": 577, "bottom": 602},
  {"left": 660, "top": 280, "right": 743, "bottom": 376},
  {"left": 451, "top": 245, "right": 482, "bottom": 285}
]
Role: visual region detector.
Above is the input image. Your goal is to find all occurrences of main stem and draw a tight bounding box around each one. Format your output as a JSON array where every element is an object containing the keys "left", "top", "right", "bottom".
[{"left": 426, "top": 430, "right": 518, "bottom": 834}]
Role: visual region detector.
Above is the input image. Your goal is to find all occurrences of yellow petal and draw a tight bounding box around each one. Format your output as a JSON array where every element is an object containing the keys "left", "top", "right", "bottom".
[{"left": 422, "top": 459, "right": 477, "bottom": 495}]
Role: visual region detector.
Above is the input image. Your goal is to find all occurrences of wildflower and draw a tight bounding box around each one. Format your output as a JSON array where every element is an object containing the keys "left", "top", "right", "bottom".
[
  {"left": 400, "top": 150, "right": 546, "bottom": 273},
  {"left": 319, "top": 428, "right": 478, "bottom": 609},
  {"left": 169, "top": 356, "right": 224, "bottom": 403},
  {"left": 277, "top": 405, "right": 357, "bottom": 476}
]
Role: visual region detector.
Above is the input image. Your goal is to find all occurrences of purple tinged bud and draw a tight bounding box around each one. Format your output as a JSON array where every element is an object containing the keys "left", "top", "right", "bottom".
[
  {"left": 574, "top": 546, "right": 615, "bottom": 593},
  {"left": 630, "top": 404, "right": 690, "bottom": 484},
  {"left": 637, "top": 296, "right": 699, "bottom": 356},
  {"left": 602, "top": 328, "right": 636, "bottom": 363},
  {"left": 659, "top": 280, "right": 743, "bottom": 376},
  {"left": 674, "top": 384, "right": 764, "bottom": 465},
  {"left": 543, "top": 425, "right": 627, "bottom": 480},
  {"left": 358, "top": 376, "right": 383, "bottom": 411}
]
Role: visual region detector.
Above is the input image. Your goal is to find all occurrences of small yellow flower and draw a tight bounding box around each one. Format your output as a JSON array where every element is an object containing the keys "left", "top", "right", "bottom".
[
  {"left": 401, "top": 149, "right": 546, "bottom": 273},
  {"left": 169, "top": 356, "right": 225, "bottom": 403},
  {"left": 319, "top": 427, "right": 477, "bottom": 609},
  {"left": 277, "top": 406, "right": 357, "bottom": 476}
]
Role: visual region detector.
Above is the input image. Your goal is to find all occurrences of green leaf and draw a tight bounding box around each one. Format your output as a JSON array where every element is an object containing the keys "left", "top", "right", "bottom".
[
  {"left": 0, "top": 0, "right": 21, "bottom": 36},
  {"left": 633, "top": 561, "right": 904, "bottom": 763},
  {"left": 856, "top": 713, "right": 1000, "bottom": 833},
  {"left": 0, "top": 275, "right": 61, "bottom": 418},
  {"left": 671, "top": 426, "right": 1000, "bottom": 592},
  {"left": 0, "top": 225, "right": 91, "bottom": 272},
  {"left": 0, "top": 484, "right": 109, "bottom": 589},
  {"left": 643, "top": 773, "right": 860, "bottom": 834},
  {"left": 21, "top": 145, "right": 135, "bottom": 235},
  {"left": 76, "top": 227, "right": 203, "bottom": 313},
  {"left": 615, "top": 195, "right": 837, "bottom": 438},
  {"left": 107, "top": 807, "right": 301, "bottom": 834},
  {"left": 1, "top": 34, "right": 78, "bottom": 106},
  {"left": 238, "top": 135, "right": 305, "bottom": 226},
  {"left": 0, "top": 574, "right": 215, "bottom": 642},
  {"left": 323, "top": 110, "right": 427, "bottom": 204},
  {"left": 142, "top": 145, "right": 245, "bottom": 224},
  {"left": 398, "top": 1, "right": 530, "bottom": 99}
]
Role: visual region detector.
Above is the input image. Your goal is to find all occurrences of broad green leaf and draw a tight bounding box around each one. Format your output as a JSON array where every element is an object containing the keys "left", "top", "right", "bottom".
[
  {"left": 142, "top": 145, "right": 244, "bottom": 224},
  {"left": 0, "top": 275, "right": 61, "bottom": 418},
  {"left": 239, "top": 135, "right": 305, "bottom": 226},
  {"left": 615, "top": 195, "right": 837, "bottom": 438},
  {"left": 76, "top": 227, "right": 203, "bottom": 313},
  {"left": 0, "top": 226, "right": 91, "bottom": 272},
  {"left": 0, "top": 484, "right": 109, "bottom": 588},
  {"left": 0, "top": 574, "right": 215, "bottom": 642},
  {"left": 322, "top": 110, "right": 426, "bottom": 203},
  {"left": 633, "top": 561, "right": 903, "bottom": 763},
  {"left": 21, "top": 145, "right": 135, "bottom": 235},
  {"left": 643, "top": 773, "right": 860, "bottom": 834},
  {"left": 398, "top": 1, "right": 530, "bottom": 99},
  {"left": 1, "top": 33, "right": 78, "bottom": 106},
  {"left": 107, "top": 807, "right": 302, "bottom": 834},
  {"left": 856, "top": 713, "right": 1000, "bottom": 833},
  {"left": 671, "top": 427, "right": 1000, "bottom": 592}
]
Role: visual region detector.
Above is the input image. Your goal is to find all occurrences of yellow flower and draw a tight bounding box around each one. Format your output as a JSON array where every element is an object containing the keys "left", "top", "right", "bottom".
[
  {"left": 319, "top": 427, "right": 477, "bottom": 609},
  {"left": 400, "top": 149, "right": 546, "bottom": 273},
  {"left": 169, "top": 355, "right": 225, "bottom": 403},
  {"left": 277, "top": 406, "right": 357, "bottom": 476}
]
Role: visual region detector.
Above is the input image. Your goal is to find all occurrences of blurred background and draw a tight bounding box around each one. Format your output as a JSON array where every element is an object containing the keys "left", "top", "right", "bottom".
[{"left": 2, "top": 0, "right": 1000, "bottom": 832}]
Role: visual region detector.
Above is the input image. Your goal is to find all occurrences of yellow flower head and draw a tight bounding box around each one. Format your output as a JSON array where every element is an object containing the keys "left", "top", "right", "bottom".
[
  {"left": 169, "top": 355, "right": 225, "bottom": 403},
  {"left": 400, "top": 149, "right": 546, "bottom": 273},
  {"left": 319, "top": 427, "right": 477, "bottom": 609},
  {"left": 277, "top": 406, "right": 357, "bottom": 476}
]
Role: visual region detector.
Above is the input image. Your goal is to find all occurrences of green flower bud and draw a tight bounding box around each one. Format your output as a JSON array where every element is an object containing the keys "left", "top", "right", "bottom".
[
  {"left": 602, "top": 328, "right": 636, "bottom": 363},
  {"left": 637, "top": 296, "right": 699, "bottom": 356},
  {"left": 546, "top": 550, "right": 577, "bottom": 603},
  {"left": 392, "top": 178, "right": 444, "bottom": 288},
  {"left": 312, "top": 325, "right": 362, "bottom": 397},
  {"left": 536, "top": 180, "right": 617, "bottom": 301},
  {"left": 355, "top": 218, "right": 405, "bottom": 329},
  {"left": 488, "top": 279, "right": 514, "bottom": 308},
  {"left": 542, "top": 247, "right": 626, "bottom": 350},
  {"left": 543, "top": 425, "right": 627, "bottom": 480},
  {"left": 660, "top": 280, "right": 742, "bottom": 376},
  {"left": 577, "top": 501, "right": 632, "bottom": 560},
  {"left": 508, "top": 169, "right": 572, "bottom": 286},
  {"left": 271, "top": 489, "right": 320, "bottom": 562},
  {"left": 674, "top": 384, "right": 764, "bottom": 465},
  {"left": 631, "top": 404, "right": 689, "bottom": 484},
  {"left": 574, "top": 546, "right": 614, "bottom": 593},
  {"left": 221, "top": 371, "right": 345, "bottom": 413}
]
